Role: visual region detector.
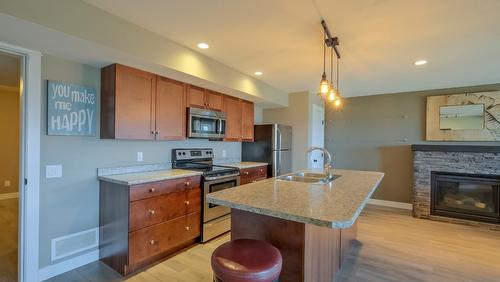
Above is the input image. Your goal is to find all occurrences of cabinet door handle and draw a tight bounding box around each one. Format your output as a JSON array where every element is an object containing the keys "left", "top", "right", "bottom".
[
  {"left": 185, "top": 226, "right": 190, "bottom": 231},
  {"left": 244, "top": 171, "right": 249, "bottom": 175},
  {"left": 151, "top": 130, "right": 155, "bottom": 135},
  {"left": 185, "top": 200, "right": 190, "bottom": 205},
  {"left": 184, "top": 181, "right": 190, "bottom": 187},
  {"left": 148, "top": 209, "right": 155, "bottom": 215},
  {"left": 149, "top": 188, "right": 156, "bottom": 193},
  {"left": 260, "top": 169, "right": 263, "bottom": 172},
  {"left": 156, "top": 131, "right": 160, "bottom": 135},
  {"left": 150, "top": 240, "right": 156, "bottom": 245}
]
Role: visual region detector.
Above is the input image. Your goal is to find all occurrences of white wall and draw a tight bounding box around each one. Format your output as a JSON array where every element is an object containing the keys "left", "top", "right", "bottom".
[{"left": 263, "top": 92, "right": 323, "bottom": 171}]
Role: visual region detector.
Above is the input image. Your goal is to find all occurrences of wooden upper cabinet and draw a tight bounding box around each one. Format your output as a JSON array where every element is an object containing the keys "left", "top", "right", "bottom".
[
  {"left": 155, "top": 76, "right": 186, "bottom": 140},
  {"left": 206, "top": 91, "right": 223, "bottom": 111},
  {"left": 187, "top": 85, "right": 206, "bottom": 109},
  {"left": 101, "top": 64, "right": 186, "bottom": 140},
  {"left": 187, "top": 86, "right": 223, "bottom": 111},
  {"left": 241, "top": 100, "right": 254, "bottom": 142},
  {"left": 224, "top": 96, "right": 242, "bottom": 141},
  {"left": 101, "top": 64, "right": 155, "bottom": 140}
]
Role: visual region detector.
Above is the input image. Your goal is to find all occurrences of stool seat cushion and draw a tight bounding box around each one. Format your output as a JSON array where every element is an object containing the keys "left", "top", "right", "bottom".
[{"left": 211, "top": 239, "right": 282, "bottom": 282}]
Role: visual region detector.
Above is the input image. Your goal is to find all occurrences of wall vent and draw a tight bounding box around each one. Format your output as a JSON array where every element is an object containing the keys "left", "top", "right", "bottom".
[{"left": 51, "top": 228, "right": 98, "bottom": 261}]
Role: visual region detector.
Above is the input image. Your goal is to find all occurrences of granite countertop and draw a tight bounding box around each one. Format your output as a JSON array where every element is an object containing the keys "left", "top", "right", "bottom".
[
  {"left": 221, "top": 162, "right": 268, "bottom": 169},
  {"left": 98, "top": 169, "right": 203, "bottom": 186},
  {"left": 206, "top": 169, "right": 384, "bottom": 229}
]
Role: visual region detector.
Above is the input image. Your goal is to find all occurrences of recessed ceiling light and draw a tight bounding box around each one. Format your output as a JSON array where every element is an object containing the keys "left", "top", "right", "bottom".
[
  {"left": 254, "top": 71, "right": 263, "bottom": 76},
  {"left": 414, "top": 60, "right": 427, "bottom": 66},
  {"left": 197, "top": 42, "right": 209, "bottom": 49}
]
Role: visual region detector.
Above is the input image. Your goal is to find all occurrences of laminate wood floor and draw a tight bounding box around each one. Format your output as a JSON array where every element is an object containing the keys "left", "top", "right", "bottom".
[
  {"left": 46, "top": 205, "right": 500, "bottom": 282},
  {"left": 0, "top": 199, "right": 18, "bottom": 282}
]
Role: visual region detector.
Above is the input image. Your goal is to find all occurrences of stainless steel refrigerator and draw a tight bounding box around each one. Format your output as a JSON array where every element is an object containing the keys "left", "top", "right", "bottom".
[{"left": 242, "top": 124, "right": 292, "bottom": 177}]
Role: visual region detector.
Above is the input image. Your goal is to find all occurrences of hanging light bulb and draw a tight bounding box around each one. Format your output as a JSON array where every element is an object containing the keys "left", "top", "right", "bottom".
[
  {"left": 327, "top": 87, "right": 338, "bottom": 102},
  {"left": 334, "top": 98, "right": 342, "bottom": 108},
  {"left": 319, "top": 73, "right": 329, "bottom": 97},
  {"left": 318, "top": 31, "right": 330, "bottom": 96}
]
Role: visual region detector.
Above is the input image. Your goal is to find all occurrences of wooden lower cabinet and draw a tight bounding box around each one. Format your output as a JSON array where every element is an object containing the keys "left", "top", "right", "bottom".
[
  {"left": 240, "top": 165, "right": 267, "bottom": 185},
  {"left": 99, "top": 176, "right": 201, "bottom": 276}
]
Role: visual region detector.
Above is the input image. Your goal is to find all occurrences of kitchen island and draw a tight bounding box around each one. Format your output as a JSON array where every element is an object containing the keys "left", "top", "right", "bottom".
[{"left": 207, "top": 169, "right": 384, "bottom": 282}]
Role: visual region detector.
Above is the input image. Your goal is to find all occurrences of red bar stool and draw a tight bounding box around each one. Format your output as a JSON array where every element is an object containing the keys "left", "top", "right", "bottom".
[{"left": 211, "top": 239, "right": 283, "bottom": 282}]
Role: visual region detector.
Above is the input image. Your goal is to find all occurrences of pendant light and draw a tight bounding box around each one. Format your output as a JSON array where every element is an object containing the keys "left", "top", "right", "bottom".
[
  {"left": 333, "top": 56, "right": 343, "bottom": 108},
  {"left": 318, "top": 31, "right": 330, "bottom": 97},
  {"left": 327, "top": 47, "right": 337, "bottom": 102}
]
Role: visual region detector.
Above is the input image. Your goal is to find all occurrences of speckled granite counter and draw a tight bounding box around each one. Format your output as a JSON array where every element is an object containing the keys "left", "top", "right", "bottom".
[
  {"left": 207, "top": 169, "right": 384, "bottom": 229},
  {"left": 220, "top": 162, "right": 268, "bottom": 169},
  {"left": 98, "top": 169, "right": 202, "bottom": 186}
]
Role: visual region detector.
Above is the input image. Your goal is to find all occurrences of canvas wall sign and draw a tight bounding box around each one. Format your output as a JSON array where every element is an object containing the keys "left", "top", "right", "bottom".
[
  {"left": 47, "top": 80, "right": 97, "bottom": 136},
  {"left": 426, "top": 91, "right": 500, "bottom": 141}
]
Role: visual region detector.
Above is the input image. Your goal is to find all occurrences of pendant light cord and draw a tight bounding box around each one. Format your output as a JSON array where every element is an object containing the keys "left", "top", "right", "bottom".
[
  {"left": 336, "top": 56, "right": 340, "bottom": 91},
  {"left": 323, "top": 31, "right": 326, "bottom": 75},
  {"left": 330, "top": 45, "right": 333, "bottom": 84}
]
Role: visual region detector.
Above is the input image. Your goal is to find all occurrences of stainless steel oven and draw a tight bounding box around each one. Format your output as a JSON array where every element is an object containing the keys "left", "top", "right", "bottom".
[
  {"left": 188, "top": 107, "right": 226, "bottom": 140},
  {"left": 202, "top": 173, "right": 240, "bottom": 242}
]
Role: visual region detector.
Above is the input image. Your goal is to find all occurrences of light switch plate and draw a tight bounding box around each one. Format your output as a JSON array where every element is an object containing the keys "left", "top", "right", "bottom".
[
  {"left": 46, "top": 165, "right": 63, "bottom": 179},
  {"left": 137, "top": 152, "right": 143, "bottom": 162}
]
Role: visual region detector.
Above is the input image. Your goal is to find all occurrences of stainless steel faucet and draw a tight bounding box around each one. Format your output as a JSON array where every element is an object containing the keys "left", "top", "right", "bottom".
[{"left": 307, "top": 146, "right": 334, "bottom": 180}]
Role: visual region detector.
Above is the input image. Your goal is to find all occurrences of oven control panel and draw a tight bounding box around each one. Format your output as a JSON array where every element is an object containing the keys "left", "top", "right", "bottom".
[{"left": 172, "top": 148, "right": 213, "bottom": 161}]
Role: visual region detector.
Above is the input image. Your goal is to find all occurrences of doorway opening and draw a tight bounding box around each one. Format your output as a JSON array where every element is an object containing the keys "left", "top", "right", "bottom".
[
  {"left": 0, "top": 50, "right": 22, "bottom": 281},
  {"left": 309, "top": 104, "right": 325, "bottom": 169}
]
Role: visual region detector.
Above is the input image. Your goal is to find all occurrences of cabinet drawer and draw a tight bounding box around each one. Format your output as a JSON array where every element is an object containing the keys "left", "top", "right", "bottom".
[
  {"left": 240, "top": 166, "right": 267, "bottom": 185},
  {"left": 130, "top": 187, "right": 201, "bottom": 231},
  {"left": 128, "top": 212, "right": 200, "bottom": 266},
  {"left": 130, "top": 176, "right": 200, "bottom": 202},
  {"left": 129, "top": 191, "right": 185, "bottom": 232}
]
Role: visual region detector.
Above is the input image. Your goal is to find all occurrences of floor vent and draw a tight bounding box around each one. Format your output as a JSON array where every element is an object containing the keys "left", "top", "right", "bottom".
[{"left": 51, "top": 228, "right": 98, "bottom": 261}]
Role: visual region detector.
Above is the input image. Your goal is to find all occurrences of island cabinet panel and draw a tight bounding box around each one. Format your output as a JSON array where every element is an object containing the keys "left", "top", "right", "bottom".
[
  {"left": 241, "top": 100, "right": 254, "bottom": 141},
  {"left": 240, "top": 165, "right": 267, "bottom": 185},
  {"left": 99, "top": 175, "right": 201, "bottom": 276},
  {"left": 101, "top": 64, "right": 156, "bottom": 140},
  {"left": 230, "top": 208, "right": 358, "bottom": 282},
  {"left": 223, "top": 96, "right": 242, "bottom": 141},
  {"left": 155, "top": 76, "right": 186, "bottom": 140}
]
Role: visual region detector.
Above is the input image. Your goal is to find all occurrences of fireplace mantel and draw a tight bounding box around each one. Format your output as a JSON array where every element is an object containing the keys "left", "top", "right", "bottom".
[{"left": 412, "top": 144, "right": 500, "bottom": 153}]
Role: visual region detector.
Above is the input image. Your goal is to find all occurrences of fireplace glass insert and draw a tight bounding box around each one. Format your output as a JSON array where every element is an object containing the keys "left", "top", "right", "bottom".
[{"left": 431, "top": 171, "right": 500, "bottom": 223}]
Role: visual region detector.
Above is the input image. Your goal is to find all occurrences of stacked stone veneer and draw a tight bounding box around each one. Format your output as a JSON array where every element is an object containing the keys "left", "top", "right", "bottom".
[{"left": 413, "top": 150, "right": 500, "bottom": 225}]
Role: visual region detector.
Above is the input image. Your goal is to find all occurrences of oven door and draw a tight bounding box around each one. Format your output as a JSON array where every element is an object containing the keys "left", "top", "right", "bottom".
[{"left": 203, "top": 175, "right": 240, "bottom": 222}]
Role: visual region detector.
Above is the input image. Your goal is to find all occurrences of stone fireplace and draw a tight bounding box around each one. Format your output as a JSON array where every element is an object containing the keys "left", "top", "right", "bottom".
[{"left": 413, "top": 145, "right": 500, "bottom": 226}]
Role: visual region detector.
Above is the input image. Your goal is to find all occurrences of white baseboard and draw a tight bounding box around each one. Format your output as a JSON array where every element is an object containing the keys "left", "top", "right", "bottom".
[
  {"left": 368, "top": 199, "right": 412, "bottom": 210},
  {"left": 39, "top": 249, "right": 98, "bottom": 281},
  {"left": 0, "top": 192, "right": 19, "bottom": 200}
]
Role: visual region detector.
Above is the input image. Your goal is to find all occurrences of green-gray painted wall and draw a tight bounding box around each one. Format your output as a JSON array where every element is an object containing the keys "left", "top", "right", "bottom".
[
  {"left": 39, "top": 55, "right": 241, "bottom": 268},
  {"left": 325, "top": 85, "right": 500, "bottom": 203}
]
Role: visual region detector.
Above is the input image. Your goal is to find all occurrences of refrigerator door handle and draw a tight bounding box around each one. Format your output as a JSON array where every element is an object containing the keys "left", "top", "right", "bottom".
[{"left": 276, "top": 126, "right": 282, "bottom": 151}]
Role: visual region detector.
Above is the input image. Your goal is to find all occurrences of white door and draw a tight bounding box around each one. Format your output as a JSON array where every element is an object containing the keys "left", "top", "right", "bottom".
[{"left": 309, "top": 105, "right": 325, "bottom": 169}]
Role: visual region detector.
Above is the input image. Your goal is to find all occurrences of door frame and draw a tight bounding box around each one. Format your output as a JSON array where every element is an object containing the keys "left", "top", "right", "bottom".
[
  {"left": 0, "top": 41, "right": 42, "bottom": 282},
  {"left": 309, "top": 104, "right": 325, "bottom": 169}
]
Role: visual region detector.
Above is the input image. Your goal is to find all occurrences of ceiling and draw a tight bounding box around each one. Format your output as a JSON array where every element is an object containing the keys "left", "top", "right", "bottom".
[
  {"left": 0, "top": 51, "right": 20, "bottom": 88},
  {"left": 84, "top": 0, "right": 500, "bottom": 97}
]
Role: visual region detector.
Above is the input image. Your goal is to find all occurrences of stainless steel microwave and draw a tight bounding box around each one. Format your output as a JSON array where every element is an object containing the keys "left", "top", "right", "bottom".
[{"left": 188, "top": 107, "right": 226, "bottom": 139}]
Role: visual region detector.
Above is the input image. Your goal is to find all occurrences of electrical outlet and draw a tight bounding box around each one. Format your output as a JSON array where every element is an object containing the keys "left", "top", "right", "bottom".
[
  {"left": 46, "top": 165, "right": 63, "bottom": 179},
  {"left": 137, "top": 152, "right": 143, "bottom": 162},
  {"left": 4, "top": 180, "right": 11, "bottom": 187},
  {"left": 222, "top": 150, "right": 227, "bottom": 158}
]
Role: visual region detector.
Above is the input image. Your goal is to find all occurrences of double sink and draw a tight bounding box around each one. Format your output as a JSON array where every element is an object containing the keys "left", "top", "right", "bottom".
[{"left": 277, "top": 172, "right": 340, "bottom": 184}]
